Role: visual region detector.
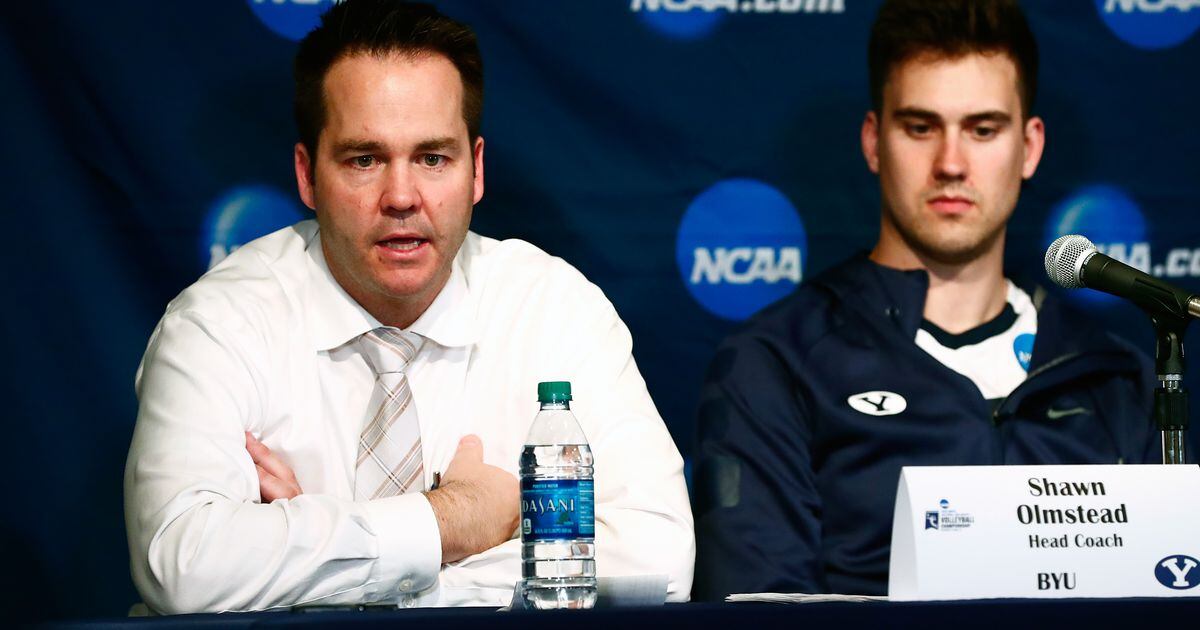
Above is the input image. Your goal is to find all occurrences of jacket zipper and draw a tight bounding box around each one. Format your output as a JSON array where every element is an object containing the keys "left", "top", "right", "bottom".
[{"left": 991, "top": 351, "right": 1083, "bottom": 424}]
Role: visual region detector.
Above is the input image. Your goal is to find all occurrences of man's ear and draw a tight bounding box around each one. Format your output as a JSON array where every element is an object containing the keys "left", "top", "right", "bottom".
[
  {"left": 1021, "top": 116, "right": 1046, "bottom": 180},
  {"left": 294, "top": 142, "right": 317, "bottom": 210},
  {"left": 472, "top": 136, "right": 485, "bottom": 205},
  {"left": 861, "top": 111, "right": 881, "bottom": 174}
]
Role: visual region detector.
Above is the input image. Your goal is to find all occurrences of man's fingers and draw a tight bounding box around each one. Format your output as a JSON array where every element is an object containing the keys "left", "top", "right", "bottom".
[
  {"left": 245, "top": 431, "right": 296, "bottom": 483},
  {"left": 256, "top": 464, "right": 292, "bottom": 502},
  {"left": 256, "top": 463, "right": 303, "bottom": 501},
  {"left": 441, "top": 435, "right": 485, "bottom": 484},
  {"left": 455, "top": 434, "right": 483, "bottom": 461},
  {"left": 248, "top": 434, "right": 303, "bottom": 501},
  {"left": 245, "top": 431, "right": 270, "bottom": 462}
]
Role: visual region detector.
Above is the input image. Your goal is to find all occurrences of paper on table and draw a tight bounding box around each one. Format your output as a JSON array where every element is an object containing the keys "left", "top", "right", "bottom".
[
  {"left": 726, "top": 592, "right": 888, "bottom": 604},
  {"left": 597, "top": 574, "right": 669, "bottom": 608}
]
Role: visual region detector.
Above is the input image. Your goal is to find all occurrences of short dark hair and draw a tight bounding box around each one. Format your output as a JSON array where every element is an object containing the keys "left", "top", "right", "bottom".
[
  {"left": 868, "top": 0, "right": 1038, "bottom": 119},
  {"left": 293, "top": 0, "right": 483, "bottom": 155}
]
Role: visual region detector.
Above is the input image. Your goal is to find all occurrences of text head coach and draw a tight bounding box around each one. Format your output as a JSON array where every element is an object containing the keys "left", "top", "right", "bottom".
[
  {"left": 692, "top": 0, "right": 1158, "bottom": 600},
  {"left": 125, "top": 0, "right": 694, "bottom": 613}
]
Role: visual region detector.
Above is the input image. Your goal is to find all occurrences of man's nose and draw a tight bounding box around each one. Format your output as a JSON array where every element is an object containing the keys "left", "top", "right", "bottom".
[
  {"left": 934, "top": 135, "right": 967, "bottom": 181},
  {"left": 380, "top": 164, "right": 421, "bottom": 213}
]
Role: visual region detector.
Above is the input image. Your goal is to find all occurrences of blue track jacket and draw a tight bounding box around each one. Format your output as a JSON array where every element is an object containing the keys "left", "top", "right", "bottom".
[{"left": 692, "top": 255, "right": 1160, "bottom": 600}]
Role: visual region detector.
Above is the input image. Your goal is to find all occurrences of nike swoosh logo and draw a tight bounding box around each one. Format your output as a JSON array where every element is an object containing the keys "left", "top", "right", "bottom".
[{"left": 1046, "top": 406, "right": 1090, "bottom": 420}]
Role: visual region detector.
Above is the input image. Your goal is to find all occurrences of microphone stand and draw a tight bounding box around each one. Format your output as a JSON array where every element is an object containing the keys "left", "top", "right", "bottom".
[{"left": 1149, "top": 312, "right": 1189, "bottom": 464}]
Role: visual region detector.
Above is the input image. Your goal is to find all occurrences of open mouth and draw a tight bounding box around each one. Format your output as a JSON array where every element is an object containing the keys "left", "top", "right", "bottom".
[{"left": 380, "top": 237, "right": 426, "bottom": 251}]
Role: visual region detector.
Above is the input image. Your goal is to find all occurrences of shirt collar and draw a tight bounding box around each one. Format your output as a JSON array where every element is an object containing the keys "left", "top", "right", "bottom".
[
  {"left": 813, "top": 253, "right": 929, "bottom": 337},
  {"left": 407, "top": 249, "right": 479, "bottom": 349},
  {"left": 305, "top": 230, "right": 480, "bottom": 352}
]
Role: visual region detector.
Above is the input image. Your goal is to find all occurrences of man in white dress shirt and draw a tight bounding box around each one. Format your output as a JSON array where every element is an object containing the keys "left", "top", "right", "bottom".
[{"left": 124, "top": 0, "right": 693, "bottom": 613}]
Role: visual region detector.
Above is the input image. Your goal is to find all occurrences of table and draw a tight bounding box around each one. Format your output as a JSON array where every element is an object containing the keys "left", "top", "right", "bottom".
[{"left": 42, "top": 597, "right": 1200, "bottom": 629}]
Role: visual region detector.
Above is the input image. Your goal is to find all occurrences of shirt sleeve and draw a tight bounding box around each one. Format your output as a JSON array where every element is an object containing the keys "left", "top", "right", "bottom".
[
  {"left": 691, "top": 331, "right": 824, "bottom": 600},
  {"left": 124, "top": 310, "right": 441, "bottom": 614},
  {"left": 559, "top": 280, "right": 696, "bottom": 603}
]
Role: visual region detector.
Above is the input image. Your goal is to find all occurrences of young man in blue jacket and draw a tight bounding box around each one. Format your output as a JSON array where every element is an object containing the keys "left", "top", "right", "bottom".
[{"left": 693, "top": 0, "right": 1158, "bottom": 599}]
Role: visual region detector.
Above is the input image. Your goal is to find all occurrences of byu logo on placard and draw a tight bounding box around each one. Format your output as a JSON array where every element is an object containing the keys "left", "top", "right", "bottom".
[
  {"left": 847, "top": 391, "right": 907, "bottom": 416},
  {"left": 247, "top": 0, "right": 338, "bottom": 41},
  {"left": 1155, "top": 555, "right": 1200, "bottom": 589},
  {"left": 202, "top": 184, "right": 306, "bottom": 270},
  {"left": 1096, "top": 0, "right": 1200, "bottom": 50},
  {"left": 676, "top": 178, "right": 807, "bottom": 320}
]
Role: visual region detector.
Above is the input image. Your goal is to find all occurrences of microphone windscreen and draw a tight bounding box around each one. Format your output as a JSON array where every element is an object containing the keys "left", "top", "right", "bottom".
[{"left": 1045, "top": 234, "right": 1096, "bottom": 289}]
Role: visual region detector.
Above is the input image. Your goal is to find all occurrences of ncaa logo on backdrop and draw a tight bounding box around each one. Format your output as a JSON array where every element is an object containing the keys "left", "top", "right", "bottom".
[
  {"left": 1044, "top": 185, "right": 1146, "bottom": 306},
  {"left": 1154, "top": 555, "right": 1200, "bottom": 589},
  {"left": 1096, "top": 0, "right": 1200, "bottom": 50},
  {"left": 631, "top": 0, "right": 845, "bottom": 40},
  {"left": 1045, "top": 184, "right": 1200, "bottom": 306},
  {"left": 202, "top": 184, "right": 306, "bottom": 269},
  {"left": 247, "top": 0, "right": 338, "bottom": 41},
  {"left": 676, "top": 178, "right": 806, "bottom": 320}
]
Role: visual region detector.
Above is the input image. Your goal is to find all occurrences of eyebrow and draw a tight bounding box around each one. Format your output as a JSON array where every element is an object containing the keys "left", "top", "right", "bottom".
[
  {"left": 331, "top": 136, "right": 461, "bottom": 156},
  {"left": 892, "top": 107, "right": 1013, "bottom": 125},
  {"left": 331, "top": 139, "right": 385, "bottom": 155},
  {"left": 413, "top": 137, "right": 460, "bottom": 153}
]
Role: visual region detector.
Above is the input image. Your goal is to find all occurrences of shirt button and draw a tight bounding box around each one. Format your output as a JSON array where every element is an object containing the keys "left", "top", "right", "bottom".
[{"left": 399, "top": 578, "right": 414, "bottom": 592}]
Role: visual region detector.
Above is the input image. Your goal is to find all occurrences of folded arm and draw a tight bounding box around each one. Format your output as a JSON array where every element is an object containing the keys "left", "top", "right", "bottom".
[{"left": 125, "top": 312, "right": 442, "bottom": 613}]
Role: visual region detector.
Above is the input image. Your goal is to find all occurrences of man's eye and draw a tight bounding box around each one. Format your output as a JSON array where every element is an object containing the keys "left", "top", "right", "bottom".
[
  {"left": 421, "top": 154, "right": 446, "bottom": 168},
  {"left": 972, "top": 126, "right": 999, "bottom": 139},
  {"left": 906, "top": 123, "right": 933, "bottom": 137},
  {"left": 352, "top": 155, "right": 376, "bottom": 168}
]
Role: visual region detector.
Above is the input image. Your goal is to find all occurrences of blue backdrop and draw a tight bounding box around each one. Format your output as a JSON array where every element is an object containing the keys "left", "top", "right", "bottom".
[{"left": 2, "top": 0, "right": 1198, "bottom": 622}]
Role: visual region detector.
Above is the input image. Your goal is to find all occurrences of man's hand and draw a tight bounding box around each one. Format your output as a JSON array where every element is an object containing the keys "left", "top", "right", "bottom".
[
  {"left": 424, "top": 435, "right": 519, "bottom": 564},
  {"left": 246, "top": 431, "right": 303, "bottom": 502}
]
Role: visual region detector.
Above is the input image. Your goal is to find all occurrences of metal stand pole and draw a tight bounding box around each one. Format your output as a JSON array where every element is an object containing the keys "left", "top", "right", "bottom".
[{"left": 1151, "top": 315, "right": 1188, "bottom": 464}]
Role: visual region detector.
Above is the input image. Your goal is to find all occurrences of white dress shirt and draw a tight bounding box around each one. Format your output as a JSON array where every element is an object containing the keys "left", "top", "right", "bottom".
[{"left": 125, "top": 220, "right": 695, "bottom": 613}]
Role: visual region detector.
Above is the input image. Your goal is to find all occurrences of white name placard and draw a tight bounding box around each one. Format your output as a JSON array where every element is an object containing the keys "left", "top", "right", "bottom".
[{"left": 889, "top": 464, "right": 1200, "bottom": 600}]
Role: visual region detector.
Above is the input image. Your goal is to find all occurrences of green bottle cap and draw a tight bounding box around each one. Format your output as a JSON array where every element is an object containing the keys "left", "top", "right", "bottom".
[{"left": 537, "top": 381, "right": 572, "bottom": 403}]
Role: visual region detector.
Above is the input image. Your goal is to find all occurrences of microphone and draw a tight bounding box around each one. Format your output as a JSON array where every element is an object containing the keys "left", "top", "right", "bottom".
[
  {"left": 1044, "top": 234, "right": 1200, "bottom": 321},
  {"left": 1048, "top": 235, "right": 1193, "bottom": 465}
]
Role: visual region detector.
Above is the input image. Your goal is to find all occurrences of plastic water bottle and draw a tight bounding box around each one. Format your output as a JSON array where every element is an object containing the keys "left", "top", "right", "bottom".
[{"left": 519, "top": 381, "right": 597, "bottom": 609}]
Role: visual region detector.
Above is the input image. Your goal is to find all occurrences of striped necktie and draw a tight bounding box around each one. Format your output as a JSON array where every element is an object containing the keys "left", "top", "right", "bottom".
[{"left": 353, "top": 327, "right": 425, "bottom": 500}]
